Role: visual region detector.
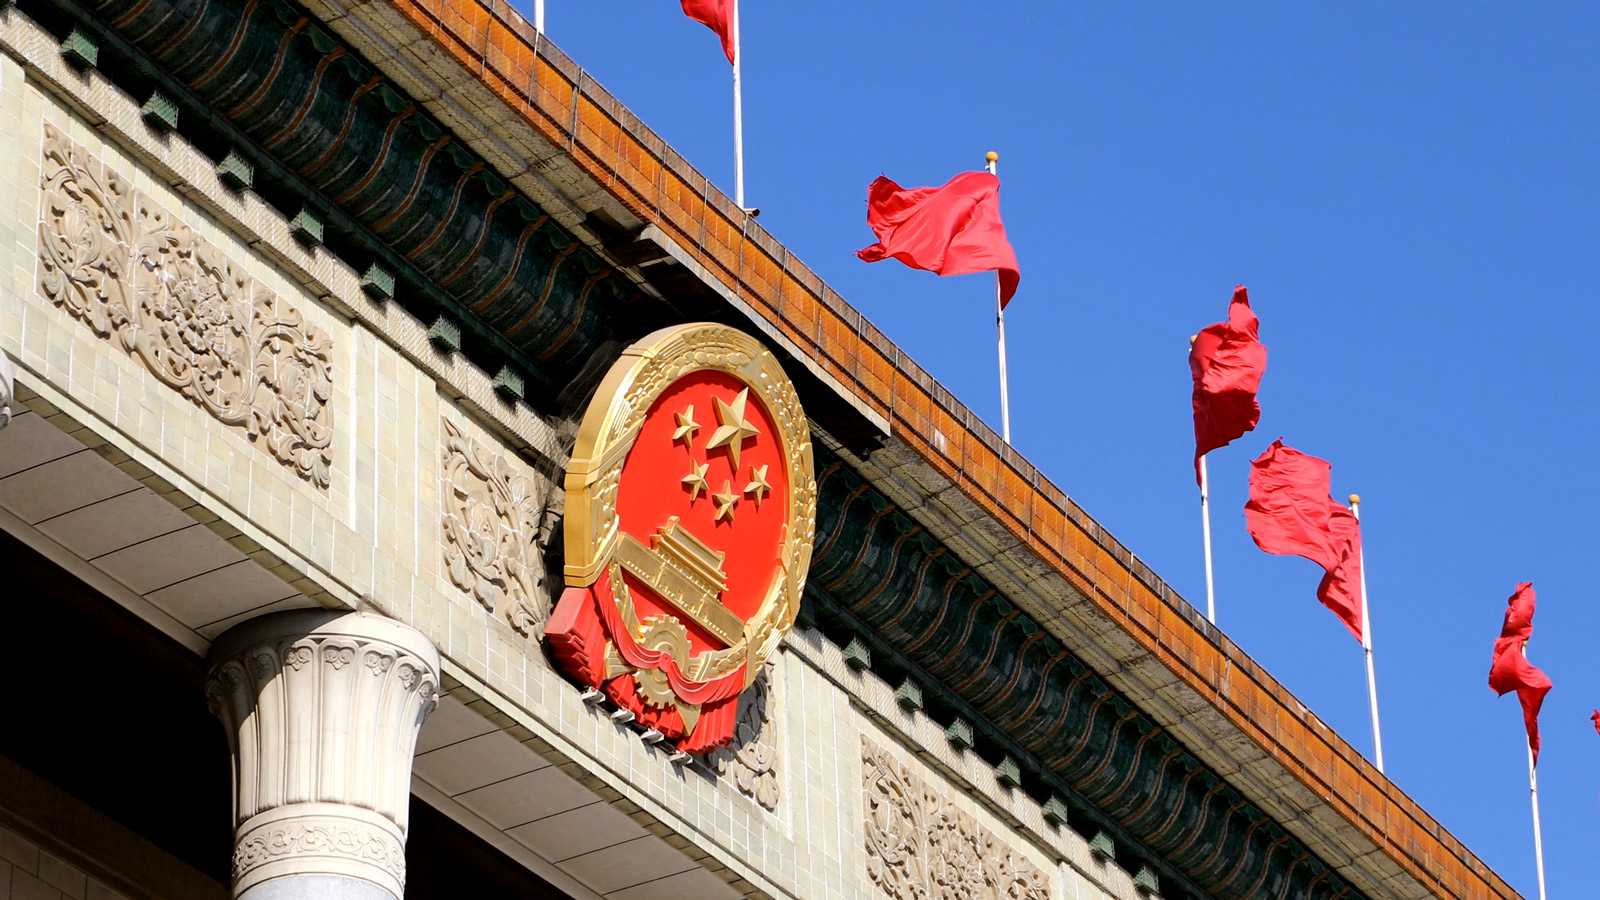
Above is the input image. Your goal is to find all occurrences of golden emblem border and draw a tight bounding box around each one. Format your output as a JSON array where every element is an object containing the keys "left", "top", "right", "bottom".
[{"left": 563, "top": 323, "right": 816, "bottom": 686}]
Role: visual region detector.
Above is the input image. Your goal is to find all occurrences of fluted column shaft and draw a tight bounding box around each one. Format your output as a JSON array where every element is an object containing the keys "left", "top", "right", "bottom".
[
  {"left": 0, "top": 351, "right": 14, "bottom": 430},
  {"left": 206, "top": 610, "right": 440, "bottom": 900}
]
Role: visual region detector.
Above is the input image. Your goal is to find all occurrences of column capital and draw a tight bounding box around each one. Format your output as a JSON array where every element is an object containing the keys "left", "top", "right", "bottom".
[{"left": 206, "top": 610, "right": 440, "bottom": 900}]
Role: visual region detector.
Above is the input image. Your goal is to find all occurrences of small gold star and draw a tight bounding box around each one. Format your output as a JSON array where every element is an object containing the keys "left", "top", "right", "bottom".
[
  {"left": 705, "top": 388, "right": 760, "bottom": 471},
  {"left": 681, "top": 461, "right": 710, "bottom": 501},
  {"left": 744, "top": 464, "right": 772, "bottom": 504},
  {"left": 672, "top": 405, "right": 700, "bottom": 445},
  {"left": 713, "top": 481, "right": 739, "bottom": 523}
]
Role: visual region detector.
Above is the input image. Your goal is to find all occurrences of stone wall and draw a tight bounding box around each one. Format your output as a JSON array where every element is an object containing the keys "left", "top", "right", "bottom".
[
  {"left": 0, "top": 756, "right": 226, "bottom": 900},
  {"left": 0, "top": 822, "right": 134, "bottom": 900},
  {"left": 0, "top": 19, "right": 1145, "bottom": 899}
]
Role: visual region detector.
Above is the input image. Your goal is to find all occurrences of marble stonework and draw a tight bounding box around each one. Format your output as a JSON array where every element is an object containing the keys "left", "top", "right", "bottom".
[
  {"left": 440, "top": 416, "right": 559, "bottom": 638},
  {"left": 0, "top": 347, "right": 13, "bottom": 429},
  {"left": 862, "top": 737, "right": 1051, "bottom": 900},
  {"left": 36, "top": 123, "right": 334, "bottom": 488},
  {"left": 206, "top": 610, "right": 440, "bottom": 900},
  {"left": 712, "top": 668, "right": 780, "bottom": 812}
]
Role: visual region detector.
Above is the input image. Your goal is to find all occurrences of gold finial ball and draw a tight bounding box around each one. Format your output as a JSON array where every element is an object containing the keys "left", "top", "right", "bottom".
[
  {"left": 1348, "top": 493, "right": 1361, "bottom": 506},
  {"left": 1188, "top": 334, "right": 1198, "bottom": 346},
  {"left": 985, "top": 150, "right": 999, "bottom": 163}
]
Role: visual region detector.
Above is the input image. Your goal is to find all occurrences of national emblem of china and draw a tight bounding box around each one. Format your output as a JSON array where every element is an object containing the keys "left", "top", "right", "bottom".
[{"left": 547, "top": 323, "right": 816, "bottom": 754}]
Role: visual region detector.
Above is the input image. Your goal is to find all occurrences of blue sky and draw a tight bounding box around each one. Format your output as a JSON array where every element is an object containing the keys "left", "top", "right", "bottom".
[{"left": 525, "top": 3, "right": 1599, "bottom": 893}]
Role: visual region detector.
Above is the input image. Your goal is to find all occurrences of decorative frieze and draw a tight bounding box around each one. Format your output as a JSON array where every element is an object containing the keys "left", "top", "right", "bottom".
[
  {"left": 231, "top": 808, "right": 406, "bottom": 891},
  {"left": 713, "top": 669, "right": 779, "bottom": 811},
  {"left": 440, "top": 417, "right": 558, "bottom": 637},
  {"left": 36, "top": 123, "right": 335, "bottom": 487},
  {"left": 862, "top": 738, "right": 1050, "bottom": 900}
]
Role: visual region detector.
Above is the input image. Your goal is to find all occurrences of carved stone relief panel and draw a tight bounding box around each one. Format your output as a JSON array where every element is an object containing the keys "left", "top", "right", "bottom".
[
  {"left": 712, "top": 667, "right": 779, "bottom": 811},
  {"left": 36, "top": 123, "right": 335, "bottom": 487},
  {"left": 862, "top": 738, "right": 1051, "bottom": 900},
  {"left": 440, "top": 416, "right": 559, "bottom": 637}
]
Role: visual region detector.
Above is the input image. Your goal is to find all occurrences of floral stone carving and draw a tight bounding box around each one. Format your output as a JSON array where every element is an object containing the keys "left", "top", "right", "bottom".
[
  {"left": 441, "top": 417, "right": 558, "bottom": 637},
  {"left": 713, "top": 669, "right": 779, "bottom": 810},
  {"left": 37, "top": 123, "right": 334, "bottom": 487},
  {"left": 862, "top": 738, "right": 1050, "bottom": 900}
]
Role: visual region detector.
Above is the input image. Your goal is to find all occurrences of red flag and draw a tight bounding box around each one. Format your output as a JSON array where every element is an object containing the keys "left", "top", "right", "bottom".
[
  {"left": 1244, "top": 439, "right": 1363, "bottom": 641},
  {"left": 1590, "top": 709, "right": 1599, "bottom": 737},
  {"left": 856, "top": 172, "right": 1021, "bottom": 306},
  {"left": 1190, "top": 286, "right": 1267, "bottom": 482},
  {"left": 1488, "top": 582, "right": 1552, "bottom": 762},
  {"left": 681, "top": 0, "right": 735, "bottom": 64}
]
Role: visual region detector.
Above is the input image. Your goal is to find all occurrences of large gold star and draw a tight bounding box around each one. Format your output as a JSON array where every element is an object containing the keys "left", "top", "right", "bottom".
[
  {"left": 705, "top": 388, "right": 760, "bottom": 471},
  {"left": 713, "top": 480, "right": 739, "bottom": 523},
  {"left": 672, "top": 405, "right": 700, "bottom": 445},
  {"left": 744, "top": 464, "right": 772, "bottom": 505},
  {"left": 681, "top": 461, "right": 710, "bottom": 502}
]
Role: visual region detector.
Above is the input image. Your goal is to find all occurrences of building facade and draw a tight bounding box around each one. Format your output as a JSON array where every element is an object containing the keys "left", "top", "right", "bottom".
[{"left": 0, "top": 1, "right": 1518, "bottom": 898}]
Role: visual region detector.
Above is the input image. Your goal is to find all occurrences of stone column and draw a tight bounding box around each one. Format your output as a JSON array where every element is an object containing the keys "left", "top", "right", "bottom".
[
  {"left": 205, "top": 610, "right": 440, "bottom": 900},
  {"left": 0, "top": 351, "right": 15, "bottom": 430}
]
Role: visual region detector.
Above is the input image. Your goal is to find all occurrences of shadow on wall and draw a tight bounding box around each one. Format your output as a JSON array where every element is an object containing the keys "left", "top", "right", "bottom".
[{"left": 0, "top": 530, "right": 572, "bottom": 898}]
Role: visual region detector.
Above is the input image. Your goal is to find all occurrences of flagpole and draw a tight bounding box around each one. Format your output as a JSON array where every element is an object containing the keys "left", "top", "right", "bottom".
[
  {"left": 1190, "top": 334, "right": 1217, "bottom": 625},
  {"left": 1198, "top": 453, "right": 1217, "bottom": 624},
  {"left": 731, "top": 0, "right": 745, "bottom": 209},
  {"left": 1522, "top": 641, "right": 1548, "bottom": 900},
  {"left": 986, "top": 150, "right": 1011, "bottom": 444},
  {"left": 1348, "top": 494, "right": 1385, "bottom": 773},
  {"left": 534, "top": 0, "right": 543, "bottom": 33}
]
